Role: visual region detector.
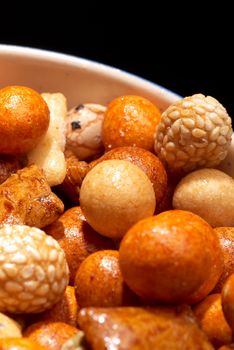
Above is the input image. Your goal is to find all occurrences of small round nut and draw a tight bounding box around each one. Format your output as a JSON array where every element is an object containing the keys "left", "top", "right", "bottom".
[
  {"left": 66, "top": 103, "right": 106, "bottom": 160},
  {"left": 0, "top": 225, "right": 69, "bottom": 314},
  {"left": 155, "top": 94, "right": 233, "bottom": 174}
]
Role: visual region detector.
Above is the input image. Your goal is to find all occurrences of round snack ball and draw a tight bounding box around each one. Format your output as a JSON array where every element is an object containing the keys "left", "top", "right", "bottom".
[
  {"left": 45, "top": 206, "right": 114, "bottom": 284},
  {"left": 0, "top": 312, "right": 22, "bottom": 338},
  {"left": 23, "top": 322, "right": 78, "bottom": 350},
  {"left": 193, "top": 294, "right": 232, "bottom": 348},
  {"left": 119, "top": 210, "right": 222, "bottom": 303},
  {"left": 173, "top": 168, "right": 234, "bottom": 227},
  {"left": 89, "top": 146, "right": 167, "bottom": 205},
  {"left": 102, "top": 95, "right": 161, "bottom": 152},
  {"left": 213, "top": 227, "right": 234, "bottom": 293},
  {"left": 0, "top": 86, "right": 50, "bottom": 155},
  {"left": 74, "top": 250, "right": 138, "bottom": 308},
  {"left": 0, "top": 225, "right": 69, "bottom": 314},
  {"left": 222, "top": 273, "right": 234, "bottom": 331},
  {"left": 155, "top": 93, "right": 232, "bottom": 175},
  {"left": 80, "top": 160, "right": 156, "bottom": 239},
  {"left": 66, "top": 103, "right": 106, "bottom": 160},
  {"left": 0, "top": 338, "right": 47, "bottom": 350}
]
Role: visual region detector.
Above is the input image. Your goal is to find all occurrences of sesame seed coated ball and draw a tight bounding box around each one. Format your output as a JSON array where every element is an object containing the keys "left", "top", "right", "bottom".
[
  {"left": 154, "top": 94, "right": 232, "bottom": 174},
  {"left": 0, "top": 225, "right": 69, "bottom": 314}
]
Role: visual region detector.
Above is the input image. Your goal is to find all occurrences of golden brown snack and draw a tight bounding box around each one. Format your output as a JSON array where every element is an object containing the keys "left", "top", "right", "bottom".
[
  {"left": 45, "top": 206, "right": 114, "bottom": 284},
  {"left": 0, "top": 165, "right": 64, "bottom": 228},
  {"left": 74, "top": 250, "right": 138, "bottom": 308},
  {"left": 218, "top": 345, "right": 234, "bottom": 350},
  {"left": 193, "top": 294, "right": 232, "bottom": 348},
  {"left": 0, "top": 86, "right": 49, "bottom": 155},
  {"left": 0, "top": 312, "right": 22, "bottom": 338},
  {"left": 24, "top": 322, "right": 78, "bottom": 350},
  {"left": 58, "top": 150, "right": 90, "bottom": 204},
  {"left": 102, "top": 95, "right": 161, "bottom": 152},
  {"left": 0, "top": 225, "right": 69, "bottom": 314},
  {"left": 29, "top": 286, "right": 78, "bottom": 327},
  {"left": 119, "top": 210, "right": 223, "bottom": 303},
  {"left": 80, "top": 160, "right": 156, "bottom": 239},
  {"left": 0, "top": 156, "right": 23, "bottom": 184},
  {"left": 78, "top": 306, "right": 214, "bottom": 350},
  {"left": 222, "top": 273, "right": 234, "bottom": 331},
  {"left": 0, "top": 338, "right": 47, "bottom": 350},
  {"left": 89, "top": 146, "right": 167, "bottom": 205},
  {"left": 173, "top": 168, "right": 234, "bottom": 227},
  {"left": 213, "top": 227, "right": 234, "bottom": 292}
]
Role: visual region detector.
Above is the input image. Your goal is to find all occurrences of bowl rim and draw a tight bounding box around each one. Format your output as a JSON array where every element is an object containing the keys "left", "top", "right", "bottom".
[{"left": 0, "top": 44, "right": 182, "bottom": 102}]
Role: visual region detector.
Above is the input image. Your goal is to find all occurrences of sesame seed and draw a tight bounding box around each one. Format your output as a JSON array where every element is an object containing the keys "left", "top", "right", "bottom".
[{"left": 5, "top": 281, "right": 23, "bottom": 293}]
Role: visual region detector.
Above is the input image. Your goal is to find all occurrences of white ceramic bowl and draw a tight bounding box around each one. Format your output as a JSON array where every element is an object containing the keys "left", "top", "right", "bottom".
[{"left": 0, "top": 44, "right": 181, "bottom": 110}]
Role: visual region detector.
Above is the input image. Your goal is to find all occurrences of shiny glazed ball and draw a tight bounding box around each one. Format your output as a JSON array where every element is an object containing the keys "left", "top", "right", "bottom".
[
  {"left": 23, "top": 322, "right": 78, "bottom": 350},
  {"left": 89, "top": 146, "right": 167, "bottom": 205},
  {"left": 213, "top": 227, "right": 234, "bottom": 293},
  {"left": 102, "top": 95, "right": 161, "bottom": 152},
  {"left": 155, "top": 94, "right": 232, "bottom": 175},
  {"left": 45, "top": 206, "right": 114, "bottom": 284},
  {"left": 74, "top": 250, "right": 138, "bottom": 308},
  {"left": 0, "top": 225, "right": 69, "bottom": 313},
  {"left": 80, "top": 160, "right": 156, "bottom": 239},
  {"left": 119, "top": 210, "right": 222, "bottom": 303},
  {"left": 0, "top": 86, "right": 50, "bottom": 155},
  {"left": 222, "top": 273, "right": 234, "bottom": 331},
  {"left": 193, "top": 294, "right": 232, "bottom": 348}
]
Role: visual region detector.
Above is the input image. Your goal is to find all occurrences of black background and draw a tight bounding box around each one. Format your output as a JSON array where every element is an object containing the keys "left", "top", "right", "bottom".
[{"left": 0, "top": 1, "right": 233, "bottom": 117}]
